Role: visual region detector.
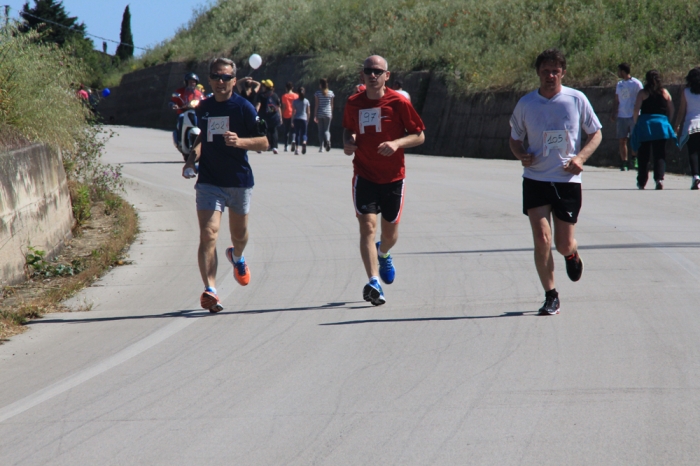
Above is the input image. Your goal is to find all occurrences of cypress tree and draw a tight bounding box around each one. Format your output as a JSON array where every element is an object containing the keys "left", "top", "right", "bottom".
[{"left": 115, "top": 5, "right": 134, "bottom": 61}]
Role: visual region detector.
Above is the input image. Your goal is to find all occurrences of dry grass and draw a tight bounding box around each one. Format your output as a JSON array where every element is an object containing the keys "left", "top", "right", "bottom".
[{"left": 0, "top": 195, "right": 138, "bottom": 342}]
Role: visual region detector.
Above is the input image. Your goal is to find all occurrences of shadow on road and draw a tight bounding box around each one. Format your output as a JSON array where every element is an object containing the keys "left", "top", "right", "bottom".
[
  {"left": 403, "top": 242, "right": 700, "bottom": 256},
  {"left": 320, "top": 310, "right": 539, "bottom": 326},
  {"left": 27, "top": 302, "right": 360, "bottom": 325}
]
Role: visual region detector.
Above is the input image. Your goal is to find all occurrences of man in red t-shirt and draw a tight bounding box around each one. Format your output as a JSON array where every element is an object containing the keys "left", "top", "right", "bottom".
[
  {"left": 280, "top": 82, "right": 299, "bottom": 152},
  {"left": 343, "top": 55, "right": 425, "bottom": 306}
]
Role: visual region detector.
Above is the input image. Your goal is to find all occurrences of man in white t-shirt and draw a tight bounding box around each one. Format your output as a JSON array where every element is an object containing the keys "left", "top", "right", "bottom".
[
  {"left": 611, "top": 63, "right": 643, "bottom": 170},
  {"left": 509, "top": 48, "right": 602, "bottom": 315}
]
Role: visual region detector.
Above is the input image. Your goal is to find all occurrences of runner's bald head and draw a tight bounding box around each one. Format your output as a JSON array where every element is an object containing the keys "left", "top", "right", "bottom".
[{"left": 364, "top": 55, "right": 388, "bottom": 71}]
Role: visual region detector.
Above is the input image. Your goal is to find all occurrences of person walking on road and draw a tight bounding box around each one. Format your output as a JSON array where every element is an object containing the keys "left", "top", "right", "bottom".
[
  {"left": 611, "top": 63, "right": 643, "bottom": 171},
  {"left": 630, "top": 70, "right": 676, "bottom": 190},
  {"left": 315, "top": 78, "right": 335, "bottom": 152},
  {"left": 674, "top": 67, "right": 700, "bottom": 190},
  {"left": 259, "top": 79, "right": 282, "bottom": 154},
  {"left": 291, "top": 86, "right": 310, "bottom": 155},
  {"left": 182, "top": 58, "right": 268, "bottom": 313},
  {"left": 509, "top": 48, "right": 602, "bottom": 315},
  {"left": 343, "top": 55, "right": 425, "bottom": 306},
  {"left": 281, "top": 82, "right": 298, "bottom": 152}
]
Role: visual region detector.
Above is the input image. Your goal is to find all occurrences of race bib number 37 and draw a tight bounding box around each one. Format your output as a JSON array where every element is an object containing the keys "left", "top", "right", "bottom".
[
  {"left": 359, "top": 108, "right": 381, "bottom": 134},
  {"left": 543, "top": 130, "right": 568, "bottom": 157},
  {"left": 207, "top": 116, "right": 229, "bottom": 142}
]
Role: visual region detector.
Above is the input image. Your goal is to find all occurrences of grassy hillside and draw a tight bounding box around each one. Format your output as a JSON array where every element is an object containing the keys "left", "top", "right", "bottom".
[{"left": 139, "top": 0, "right": 700, "bottom": 94}]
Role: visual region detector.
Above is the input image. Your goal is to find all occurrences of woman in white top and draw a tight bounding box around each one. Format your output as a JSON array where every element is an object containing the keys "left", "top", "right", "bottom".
[
  {"left": 674, "top": 67, "right": 700, "bottom": 190},
  {"left": 291, "top": 87, "right": 311, "bottom": 155},
  {"left": 314, "top": 78, "right": 335, "bottom": 152}
]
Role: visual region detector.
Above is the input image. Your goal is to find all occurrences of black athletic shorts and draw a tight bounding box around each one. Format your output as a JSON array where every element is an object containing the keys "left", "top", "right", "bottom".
[
  {"left": 522, "top": 177, "right": 582, "bottom": 224},
  {"left": 352, "top": 175, "right": 405, "bottom": 223}
]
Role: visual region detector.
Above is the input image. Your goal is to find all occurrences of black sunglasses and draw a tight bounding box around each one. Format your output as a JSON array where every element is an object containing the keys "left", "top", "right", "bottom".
[
  {"left": 363, "top": 68, "right": 386, "bottom": 76},
  {"left": 209, "top": 73, "right": 235, "bottom": 82}
]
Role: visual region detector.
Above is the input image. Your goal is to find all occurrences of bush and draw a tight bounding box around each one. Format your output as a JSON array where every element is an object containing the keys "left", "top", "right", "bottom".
[{"left": 136, "top": 0, "right": 700, "bottom": 94}]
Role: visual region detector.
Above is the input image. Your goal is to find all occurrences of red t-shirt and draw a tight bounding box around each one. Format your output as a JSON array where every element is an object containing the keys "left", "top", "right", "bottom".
[
  {"left": 343, "top": 88, "right": 425, "bottom": 184},
  {"left": 281, "top": 92, "right": 299, "bottom": 119}
]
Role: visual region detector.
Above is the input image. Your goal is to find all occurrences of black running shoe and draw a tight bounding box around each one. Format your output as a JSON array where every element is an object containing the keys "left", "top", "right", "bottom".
[
  {"left": 565, "top": 252, "right": 584, "bottom": 282},
  {"left": 538, "top": 295, "right": 560, "bottom": 315},
  {"left": 692, "top": 178, "right": 700, "bottom": 190},
  {"left": 362, "top": 279, "right": 386, "bottom": 306}
]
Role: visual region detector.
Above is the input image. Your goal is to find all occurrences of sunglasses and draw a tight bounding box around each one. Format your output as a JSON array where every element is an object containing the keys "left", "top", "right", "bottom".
[
  {"left": 209, "top": 73, "right": 235, "bottom": 82},
  {"left": 363, "top": 68, "right": 386, "bottom": 76}
]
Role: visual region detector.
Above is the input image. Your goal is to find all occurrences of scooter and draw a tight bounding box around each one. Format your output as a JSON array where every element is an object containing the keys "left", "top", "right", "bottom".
[{"left": 172, "top": 94, "right": 202, "bottom": 161}]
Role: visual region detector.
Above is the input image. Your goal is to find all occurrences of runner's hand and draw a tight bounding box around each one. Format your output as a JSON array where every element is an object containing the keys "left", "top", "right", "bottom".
[
  {"left": 377, "top": 140, "right": 399, "bottom": 156},
  {"left": 182, "top": 161, "right": 197, "bottom": 179},
  {"left": 563, "top": 156, "right": 584, "bottom": 174},
  {"left": 344, "top": 136, "right": 357, "bottom": 155},
  {"left": 224, "top": 131, "right": 239, "bottom": 147},
  {"left": 520, "top": 153, "right": 533, "bottom": 167}
]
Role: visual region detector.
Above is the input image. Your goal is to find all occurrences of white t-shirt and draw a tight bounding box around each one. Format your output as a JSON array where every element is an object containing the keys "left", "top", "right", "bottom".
[
  {"left": 616, "top": 77, "right": 643, "bottom": 118},
  {"left": 510, "top": 86, "right": 602, "bottom": 184},
  {"left": 396, "top": 89, "right": 411, "bottom": 101}
]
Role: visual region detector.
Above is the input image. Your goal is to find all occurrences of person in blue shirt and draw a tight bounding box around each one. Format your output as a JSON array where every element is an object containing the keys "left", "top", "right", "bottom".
[{"left": 182, "top": 57, "right": 268, "bottom": 313}]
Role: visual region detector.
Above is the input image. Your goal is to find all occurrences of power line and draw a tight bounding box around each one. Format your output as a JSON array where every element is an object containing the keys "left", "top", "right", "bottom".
[{"left": 2, "top": 6, "right": 147, "bottom": 51}]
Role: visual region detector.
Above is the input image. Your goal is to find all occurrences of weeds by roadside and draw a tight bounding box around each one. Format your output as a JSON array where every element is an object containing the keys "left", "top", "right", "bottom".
[{"left": 0, "top": 195, "right": 138, "bottom": 340}]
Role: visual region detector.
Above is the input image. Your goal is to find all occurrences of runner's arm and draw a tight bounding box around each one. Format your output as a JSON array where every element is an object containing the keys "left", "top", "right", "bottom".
[
  {"left": 343, "top": 128, "right": 357, "bottom": 156},
  {"left": 182, "top": 133, "right": 202, "bottom": 177},
  {"left": 509, "top": 137, "right": 533, "bottom": 167},
  {"left": 224, "top": 133, "right": 268, "bottom": 151},
  {"left": 377, "top": 131, "right": 425, "bottom": 156},
  {"left": 564, "top": 129, "right": 602, "bottom": 174}
]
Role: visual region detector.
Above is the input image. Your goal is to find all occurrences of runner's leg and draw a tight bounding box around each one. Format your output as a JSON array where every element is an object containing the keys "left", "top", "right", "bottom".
[
  {"left": 527, "top": 205, "right": 555, "bottom": 291},
  {"left": 553, "top": 216, "right": 577, "bottom": 257},
  {"left": 358, "top": 213, "right": 379, "bottom": 279},
  {"left": 637, "top": 141, "right": 652, "bottom": 188},
  {"left": 197, "top": 210, "right": 222, "bottom": 289},
  {"left": 379, "top": 218, "right": 399, "bottom": 254},
  {"left": 228, "top": 211, "right": 248, "bottom": 257}
]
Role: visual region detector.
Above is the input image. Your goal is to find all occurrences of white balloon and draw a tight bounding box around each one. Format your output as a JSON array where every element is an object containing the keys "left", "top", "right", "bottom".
[{"left": 249, "top": 54, "right": 262, "bottom": 70}]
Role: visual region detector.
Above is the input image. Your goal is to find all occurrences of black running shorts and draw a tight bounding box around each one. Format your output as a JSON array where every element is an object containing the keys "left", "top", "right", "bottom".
[
  {"left": 352, "top": 175, "right": 405, "bottom": 223},
  {"left": 522, "top": 177, "right": 582, "bottom": 224}
]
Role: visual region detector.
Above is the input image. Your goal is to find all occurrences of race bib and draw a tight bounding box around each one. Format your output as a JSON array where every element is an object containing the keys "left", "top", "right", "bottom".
[
  {"left": 543, "top": 130, "right": 568, "bottom": 158},
  {"left": 359, "top": 108, "right": 381, "bottom": 134},
  {"left": 207, "top": 116, "right": 229, "bottom": 142}
]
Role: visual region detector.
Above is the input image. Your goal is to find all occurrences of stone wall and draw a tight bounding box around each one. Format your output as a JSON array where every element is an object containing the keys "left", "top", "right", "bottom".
[
  {"left": 97, "top": 57, "right": 690, "bottom": 173},
  {"left": 0, "top": 144, "right": 74, "bottom": 286}
]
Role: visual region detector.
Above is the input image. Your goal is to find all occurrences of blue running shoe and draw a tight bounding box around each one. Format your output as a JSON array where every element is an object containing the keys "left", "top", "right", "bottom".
[
  {"left": 376, "top": 242, "right": 395, "bottom": 284},
  {"left": 362, "top": 278, "right": 386, "bottom": 306}
]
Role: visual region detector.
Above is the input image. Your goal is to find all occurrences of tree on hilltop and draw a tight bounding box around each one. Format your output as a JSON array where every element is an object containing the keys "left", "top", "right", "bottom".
[
  {"left": 20, "top": 0, "right": 89, "bottom": 47},
  {"left": 115, "top": 5, "right": 134, "bottom": 62}
]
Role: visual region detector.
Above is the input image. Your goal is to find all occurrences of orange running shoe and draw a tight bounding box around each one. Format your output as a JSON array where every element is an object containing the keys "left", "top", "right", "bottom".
[
  {"left": 226, "top": 247, "right": 250, "bottom": 286},
  {"left": 200, "top": 288, "right": 223, "bottom": 313}
]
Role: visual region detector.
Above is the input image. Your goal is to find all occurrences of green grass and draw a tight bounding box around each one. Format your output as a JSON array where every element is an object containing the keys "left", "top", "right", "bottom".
[{"left": 135, "top": 0, "right": 700, "bottom": 94}]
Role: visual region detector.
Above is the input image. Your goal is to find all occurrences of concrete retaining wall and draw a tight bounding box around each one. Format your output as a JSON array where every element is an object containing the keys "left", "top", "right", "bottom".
[
  {"left": 98, "top": 57, "right": 690, "bottom": 173},
  {"left": 0, "top": 144, "right": 74, "bottom": 286}
]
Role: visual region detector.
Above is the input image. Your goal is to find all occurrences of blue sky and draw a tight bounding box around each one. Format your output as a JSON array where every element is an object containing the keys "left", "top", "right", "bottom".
[{"left": 3, "top": 0, "right": 209, "bottom": 55}]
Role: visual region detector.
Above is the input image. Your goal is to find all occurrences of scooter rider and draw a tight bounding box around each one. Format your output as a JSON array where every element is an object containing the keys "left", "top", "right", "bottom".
[{"left": 171, "top": 73, "right": 206, "bottom": 147}]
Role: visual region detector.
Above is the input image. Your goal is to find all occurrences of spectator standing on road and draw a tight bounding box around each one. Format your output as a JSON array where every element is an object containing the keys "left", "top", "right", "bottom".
[
  {"left": 237, "top": 77, "right": 261, "bottom": 110},
  {"left": 181, "top": 58, "right": 268, "bottom": 313},
  {"left": 281, "top": 82, "right": 298, "bottom": 152},
  {"left": 674, "top": 67, "right": 700, "bottom": 190},
  {"left": 393, "top": 80, "right": 411, "bottom": 102},
  {"left": 315, "top": 78, "right": 335, "bottom": 152},
  {"left": 509, "top": 48, "right": 602, "bottom": 316},
  {"left": 631, "top": 70, "right": 676, "bottom": 190},
  {"left": 259, "top": 79, "right": 282, "bottom": 154},
  {"left": 343, "top": 55, "right": 425, "bottom": 306},
  {"left": 291, "top": 86, "right": 310, "bottom": 155},
  {"left": 611, "top": 63, "right": 643, "bottom": 171}
]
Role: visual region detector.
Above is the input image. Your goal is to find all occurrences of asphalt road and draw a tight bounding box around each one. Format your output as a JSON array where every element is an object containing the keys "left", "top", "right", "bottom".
[{"left": 1, "top": 126, "right": 700, "bottom": 465}]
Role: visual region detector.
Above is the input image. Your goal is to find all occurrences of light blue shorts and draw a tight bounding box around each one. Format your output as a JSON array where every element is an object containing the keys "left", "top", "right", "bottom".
[{"left": 195, "top": 183, "right": 252, "bottom": 215}]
